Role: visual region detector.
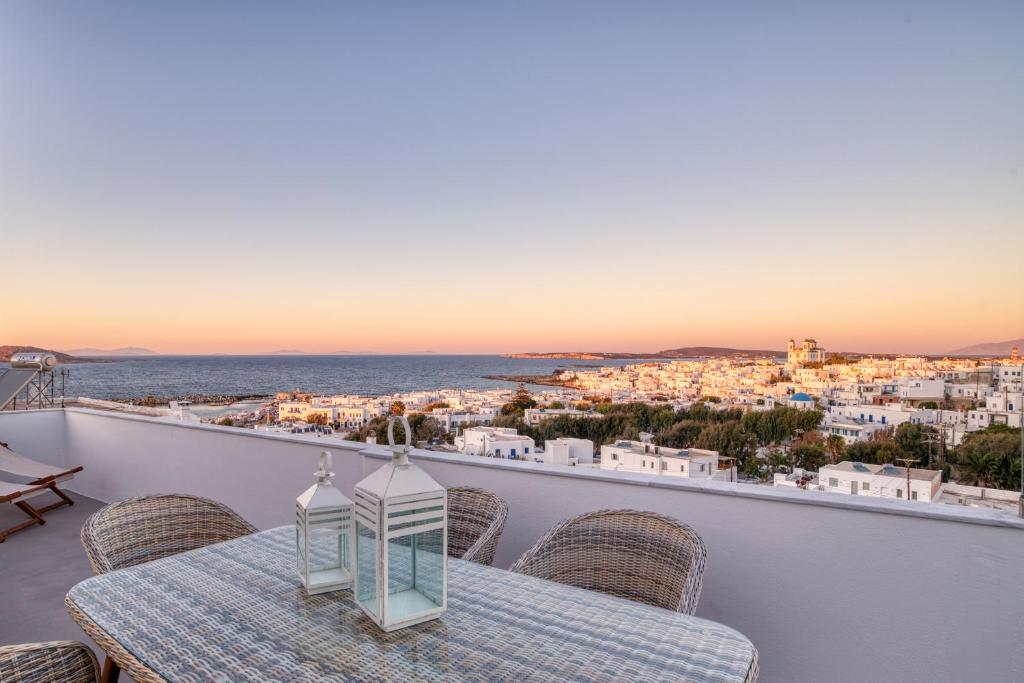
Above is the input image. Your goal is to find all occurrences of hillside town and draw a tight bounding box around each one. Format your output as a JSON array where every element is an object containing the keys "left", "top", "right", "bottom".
[{"left": 196, "top": 337, "right": 1023, "bottom": 514}]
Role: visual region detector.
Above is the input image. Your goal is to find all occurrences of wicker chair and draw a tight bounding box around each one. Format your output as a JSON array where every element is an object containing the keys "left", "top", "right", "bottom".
[
  {"left": 80, "top": 494, "right": 256, "bottom": 682},
  {"left": 0, "top": 641, "right": 99, "bottom": 682},
  {"left": 509, "top": 509, "right": 707, "bottom": 614},
  {"left": 446, "top": 486, "right": 509, "bottom": 566},
  {"left": 81, "top": 493, "right": 257, "bottom": 574}
]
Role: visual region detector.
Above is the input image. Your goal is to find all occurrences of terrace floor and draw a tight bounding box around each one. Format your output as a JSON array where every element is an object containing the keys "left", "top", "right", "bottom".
[{"left": 0, "top": 490, "right": 104, "bottom": 646}]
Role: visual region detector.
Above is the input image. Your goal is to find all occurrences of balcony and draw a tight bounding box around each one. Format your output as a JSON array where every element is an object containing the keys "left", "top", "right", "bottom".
[{"left": 2, "top": 407, "right": 1023, "bottom": 682}]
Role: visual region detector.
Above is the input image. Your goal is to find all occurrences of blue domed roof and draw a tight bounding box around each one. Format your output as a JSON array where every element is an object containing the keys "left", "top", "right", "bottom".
[{"left": 790, "top": 392, "right": 813, "bottom": 402}]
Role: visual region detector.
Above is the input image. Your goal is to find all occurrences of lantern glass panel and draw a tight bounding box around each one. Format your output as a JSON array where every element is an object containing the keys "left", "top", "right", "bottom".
[
  {"left": 309, "top": 525, "right": 349, "bottom": 583},
  {"left": 295, "top": 527, "right": 307, "bottom": 578},
  {"left": 356, "top": 520, "right": 379, "bottom": 617},
  {"left": 386, "top": 526, "right": 444, "bottom": 622}
]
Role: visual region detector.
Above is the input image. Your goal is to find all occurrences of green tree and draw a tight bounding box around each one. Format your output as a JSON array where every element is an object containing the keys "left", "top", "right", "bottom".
[
  {"left": 791, "top": 443, "right": 828, "bottom": 470},
  {"left": 740, "top": 407, "right": 824, "bottom": 446},
  {"left": 501, "top": 384, "right": 537, "bottom": 416},
  {"left": 408, "top": 414, "right": 449, "bottom": 443},
  {"left": 344, "top": 414, "right": 452, "bottom": 445},
  {"left": 956, "top": 450, "right": 997, "bottom": 487},
  {"left": 765, "top": 448, "right": 793, "bottom": 478},
  {"left": 493, "top": 414, "right": 528, "bottom": 432},
  {"left": 825, "top": 434, "right": 846, "bottom": 464},
  {"left": 893, "top": 422, "right": 939, "bottom": 466},
  {"left": 306, "top": 413, "right": 329, "bottom": 426},
  {"left": 695, "top": 422, "right": 755, "bottom": 461},
  {"left": 390, "top": 400, "right": 406, "bottom": 416},
  {"left": 953, "top": 427, "right": 1021, "bottom": 489},
  {"left": 845, "top": 440, "right": 877, "bottom": 463},
  {"left": 655, "top": 420, "right": 705, "bottom": 448}
]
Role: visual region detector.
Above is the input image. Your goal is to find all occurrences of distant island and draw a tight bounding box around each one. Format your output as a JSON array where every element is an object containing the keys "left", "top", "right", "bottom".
[
  {"left": 948, "top": 338, "right": 1023, "bottom": 356},
  {"left": 270, "top": 350, "right": 381, "bottom": 355},
  {"left": 63, "top": 346, "right": 158, "bottom": 357},
  {"left": 505, "top": 346, "right": 785, "bottom": 360}
]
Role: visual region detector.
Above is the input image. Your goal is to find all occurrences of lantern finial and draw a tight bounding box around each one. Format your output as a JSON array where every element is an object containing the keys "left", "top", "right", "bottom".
[{"left": 316, "top": 450, "right": 333, "bottom": 482}]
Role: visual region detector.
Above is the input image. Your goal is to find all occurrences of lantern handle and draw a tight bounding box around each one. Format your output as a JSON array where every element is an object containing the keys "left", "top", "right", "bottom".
[
  {"left": 316, "top": 450, "right": 334, "bottom": 482},
  {"left": 387, "top": 415, "right": 412, "bottom": 465},
  {"left": 387, "top": 415, "right": 412, "bottom": 449}
]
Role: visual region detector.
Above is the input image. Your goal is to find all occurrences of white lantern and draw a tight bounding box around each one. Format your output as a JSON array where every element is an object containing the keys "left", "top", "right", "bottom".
[
  {"left": 296, "top": 450, "right": 354, "bottom": 594},
  {"left": 354, "top": 415, "right": 447, "bottom": 631}
]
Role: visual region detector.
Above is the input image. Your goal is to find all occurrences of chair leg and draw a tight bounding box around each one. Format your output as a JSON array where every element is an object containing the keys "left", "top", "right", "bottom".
[
  {"left": 0, "top": 501, "right": 46, "bottom": 542},
  {"left": 35, "top": 484, "right": 75, "bottom": 513},
  {"left": 101, "top": 657, "right": 121, "bottom": 683}
]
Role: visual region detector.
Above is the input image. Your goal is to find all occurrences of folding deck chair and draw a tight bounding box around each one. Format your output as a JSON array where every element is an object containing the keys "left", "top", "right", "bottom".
[
  {"left": 0, "top": 480, "right": 51, "bottom": 542},
  {"left": 0, "top": 442, "right": 82, "bottom": 513}
]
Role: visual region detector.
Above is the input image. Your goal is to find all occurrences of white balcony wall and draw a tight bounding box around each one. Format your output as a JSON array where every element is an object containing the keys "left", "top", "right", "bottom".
[{"left": 1, "top": 408, "right": 1022, "bottom": 683}]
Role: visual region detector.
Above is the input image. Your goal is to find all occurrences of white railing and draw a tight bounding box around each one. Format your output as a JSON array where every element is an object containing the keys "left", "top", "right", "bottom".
[{"left": 1, "top": 407, "right": 1022, "bottom": 683}]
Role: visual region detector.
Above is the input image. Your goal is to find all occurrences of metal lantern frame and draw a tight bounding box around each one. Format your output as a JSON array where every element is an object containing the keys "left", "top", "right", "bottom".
[
  {"left": 354, "top": 415, "right": 448, "bottom": 632},
  {"left": 296, "top": 450, "right": 355, "bottom": 595}
]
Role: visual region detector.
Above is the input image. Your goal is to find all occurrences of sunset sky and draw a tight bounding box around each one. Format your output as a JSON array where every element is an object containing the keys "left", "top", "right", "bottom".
[{"left": 2, "top": 1, "right": 1021, "bottom": 355}]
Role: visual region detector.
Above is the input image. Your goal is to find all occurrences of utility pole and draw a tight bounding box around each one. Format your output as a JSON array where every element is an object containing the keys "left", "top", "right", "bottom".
[
  {"left": 922, "top": 431, "right": 941, "bottom": 470},
  {"left": 1019, "top": 362, "right": 1023, "bottom": 518},
  {"left": 896, "top": 457, "right": 920, "bottom": 501}
]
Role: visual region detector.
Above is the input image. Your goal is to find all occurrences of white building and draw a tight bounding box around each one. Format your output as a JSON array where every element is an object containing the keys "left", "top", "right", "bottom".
[
  {"left": 600, "top": 440, "right": 731, "bottom": 480},
  {"left": 817, "top": 461, "right": 942, "bottom": 502},
  {"left": 428, "top": 409, "right": 496, "bottom": 433},
  {"left": 823, "top": 404, "right": 939, "bottom": 443},
  {"left": 523, "top": 407, "right": 596, "bottom": 426},
  {"left": 455, "top": 426, "right": 535, "bottom": 460},
  {"left": 897, "top": 378, "right": 945, "bottom": 402},
  {"left": 537, "top": 438, "right": 594, "bottom": 466},
  {"left": 277, "top": 401, "right": 334, "bottom": 423},
  {"left": 335, "top": 406, "right": 370, "bottom": 428},
  {"left": 824, "top": 418, "right": 888, "bottom": 444},
  {"left": 278, "top": 401, "right": 368, "bottom": 428},
  {"left": 787, "top": 392, "right": 817, "bottom": 410}
]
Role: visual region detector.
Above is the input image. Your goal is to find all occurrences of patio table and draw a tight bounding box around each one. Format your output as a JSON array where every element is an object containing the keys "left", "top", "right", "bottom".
[{"left": 66, "top": 526, "right": 758, "bottom": 682}]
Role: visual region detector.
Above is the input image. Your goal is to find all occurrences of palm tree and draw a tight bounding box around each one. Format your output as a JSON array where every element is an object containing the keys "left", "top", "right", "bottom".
[
  {"left": 825, "top": 435, "right": 846, "bottom": 464},
  {"left": 957, "top": 451, "right": 996, "bottom": 487}
]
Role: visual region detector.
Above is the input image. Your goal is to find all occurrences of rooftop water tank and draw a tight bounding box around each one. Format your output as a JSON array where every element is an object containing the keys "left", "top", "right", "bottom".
[{"left": 10, "top": 352, "right": 58, "bottom": 370}]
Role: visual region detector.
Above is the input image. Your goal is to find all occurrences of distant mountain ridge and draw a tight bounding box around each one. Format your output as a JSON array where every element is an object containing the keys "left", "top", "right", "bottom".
[
  {"left": 64, "top": 346, "right": 158, "bottom": 357},
  {"left": 948, "top": 338, "right": 1023, "bottom": 356}
]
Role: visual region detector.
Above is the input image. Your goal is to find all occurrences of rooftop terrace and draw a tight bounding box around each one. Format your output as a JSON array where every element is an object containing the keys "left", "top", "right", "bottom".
[{"left": 1, "top": 407, "right": 1022, "bottom": 682}]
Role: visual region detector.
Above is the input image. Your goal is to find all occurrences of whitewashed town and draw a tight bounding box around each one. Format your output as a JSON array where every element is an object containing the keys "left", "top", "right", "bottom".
[{"left": 188, "top": 338, "right": 1024, "bottom": 515}]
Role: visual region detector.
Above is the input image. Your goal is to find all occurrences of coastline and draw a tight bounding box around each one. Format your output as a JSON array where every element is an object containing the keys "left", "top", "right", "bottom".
[
  {"left": 482, "top": 372, "right": 575, "bottom": 388},
  {"left": 108, "top": 393, "right": 273, "bottom": 407}
]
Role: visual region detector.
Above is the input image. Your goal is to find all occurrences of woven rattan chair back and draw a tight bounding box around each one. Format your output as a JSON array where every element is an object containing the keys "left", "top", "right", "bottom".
[
  {"left": 81, "top": 493, "right": 257, "bottom": 574},
  {"left": 446, "top": 486, "right": 509, "bottom": 566},
  {"left": 510, "top": 509, "right": 707, "bottom": 614},
  {"left": 0, "top": 641, "right": 99, "bottom": 683}
]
